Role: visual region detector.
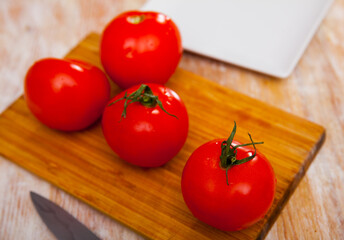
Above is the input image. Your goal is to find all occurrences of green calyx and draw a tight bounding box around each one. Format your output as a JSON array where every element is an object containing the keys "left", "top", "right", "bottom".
[
  {"left": 127, "top": 15, "right": 145, "bottom": 24},
  {"left": 220, "top": 121, "right": 264, "bottom": 185},
  {"left": 108, "top": 84, "right": 177, "bottom": 120}
]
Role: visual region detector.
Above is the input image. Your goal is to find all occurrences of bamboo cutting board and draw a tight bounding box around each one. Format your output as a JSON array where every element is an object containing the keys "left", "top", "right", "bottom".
[{"left": 0, "top": 33, "right": 325, "bottom": 240}]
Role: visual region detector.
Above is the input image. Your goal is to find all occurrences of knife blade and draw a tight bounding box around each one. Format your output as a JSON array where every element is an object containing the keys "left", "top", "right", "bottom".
[{"left": 30, "top": 191, "right": 101, "bottom": 240}]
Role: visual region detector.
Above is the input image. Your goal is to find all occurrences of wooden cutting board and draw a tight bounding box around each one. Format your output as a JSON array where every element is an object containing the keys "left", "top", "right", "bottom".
[{"left": 0, "top": 33, "right": 325, "bottom": 240}]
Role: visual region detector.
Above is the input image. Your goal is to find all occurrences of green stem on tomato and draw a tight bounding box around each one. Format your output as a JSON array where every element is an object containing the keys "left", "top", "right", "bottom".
[
  {"left": 127, "top": 15, "right": 145, "bottom": 24},
  {"left": 108, "top": 84, "right": 177, "bottom": 120},
  {"left": 220, "top": 121, "right": 264, "bottom": 185}
]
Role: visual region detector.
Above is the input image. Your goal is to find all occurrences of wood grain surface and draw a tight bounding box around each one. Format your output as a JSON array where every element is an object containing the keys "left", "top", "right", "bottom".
[
  {"left": 0, "top": 0, "right": 343, "bottom": 240},
  {"left": 0, "top": 33, "right": 325, "bottom": 240}
]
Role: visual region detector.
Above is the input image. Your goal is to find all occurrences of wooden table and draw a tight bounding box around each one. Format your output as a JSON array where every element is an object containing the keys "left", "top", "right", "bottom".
[{"left": 0, "top": 0, "right": 343, "bottom": 239}]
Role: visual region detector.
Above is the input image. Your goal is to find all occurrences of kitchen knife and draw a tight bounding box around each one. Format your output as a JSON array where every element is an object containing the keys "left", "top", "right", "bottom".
[{"left": 30, "top": 191, "right": 101, "bottom": 240}]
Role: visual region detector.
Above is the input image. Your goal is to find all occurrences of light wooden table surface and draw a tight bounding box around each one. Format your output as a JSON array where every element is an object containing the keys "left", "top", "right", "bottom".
[{"left": 0, "top": 0, "right": 343, "bottom": 239}]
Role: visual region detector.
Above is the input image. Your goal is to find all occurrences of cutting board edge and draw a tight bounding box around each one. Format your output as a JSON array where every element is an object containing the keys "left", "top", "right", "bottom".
[
  {"left": 257, "top": 129, "right": 326, "bottom": 239},
  {"left": 173, "top": 67, "right": 325, "bottom": 133},
  {"left": 0, "top": 151, "right": 150, "bottom": 239}
]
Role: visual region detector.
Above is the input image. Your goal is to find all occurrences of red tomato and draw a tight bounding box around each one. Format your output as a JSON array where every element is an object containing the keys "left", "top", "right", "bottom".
[
  {"left": 102, "top": 84, "right": 188, "bottom": 167},
  {"left": 24, "top": 58, "right": 111, "bottom": 131},
  {"left": 181, "top": 123, "right": 276, "bottom": 231},
  {"left": 100, "top": 11, "right": 182, "bottom": 89}
]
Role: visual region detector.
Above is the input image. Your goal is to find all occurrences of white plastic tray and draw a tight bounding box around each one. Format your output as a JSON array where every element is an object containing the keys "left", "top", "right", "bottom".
[{"left": 142, "top": 0, "right": 333, "bottom": 78}]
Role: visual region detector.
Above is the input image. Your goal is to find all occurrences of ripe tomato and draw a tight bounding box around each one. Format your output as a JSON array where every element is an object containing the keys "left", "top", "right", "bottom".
[
  {"left": 100, "top": 11, "right": 182, "bottom": 89},
  {"left": 181, "top": 123, "right": 276, "bottom": 231},
  {"left": 24, "top": 58, "right": 111, "bottom": 131},
  {"left": 102, "top": 84, "right": 188, "bottom": 167}
]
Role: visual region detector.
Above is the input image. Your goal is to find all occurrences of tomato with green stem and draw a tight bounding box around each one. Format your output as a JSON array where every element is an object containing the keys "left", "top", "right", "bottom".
[
  {"left": 102, "top": 84, "right": 188, "bottom": 167},
  {"left": 181, "top": 122, "right": 276, "bottom": 231}
]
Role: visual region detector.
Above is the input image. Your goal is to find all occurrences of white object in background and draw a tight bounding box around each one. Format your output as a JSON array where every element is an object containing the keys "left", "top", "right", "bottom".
[{"left": 142, "top": 0, "right": 333, "bottom": 78}]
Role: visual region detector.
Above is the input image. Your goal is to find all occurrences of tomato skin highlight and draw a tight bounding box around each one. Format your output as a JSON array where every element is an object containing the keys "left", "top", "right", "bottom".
[
  {"left": 24, "top": 58, "right": 111, "bottom": 131},
  {"left": 102, "top": 84, "right": 188, "bottom": 167},
  {"left": 181, "top": 139, "right": 276, "bottom": 231},
  {"left": 100, "top": 11, "right": 182, "bottom": 89}
]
